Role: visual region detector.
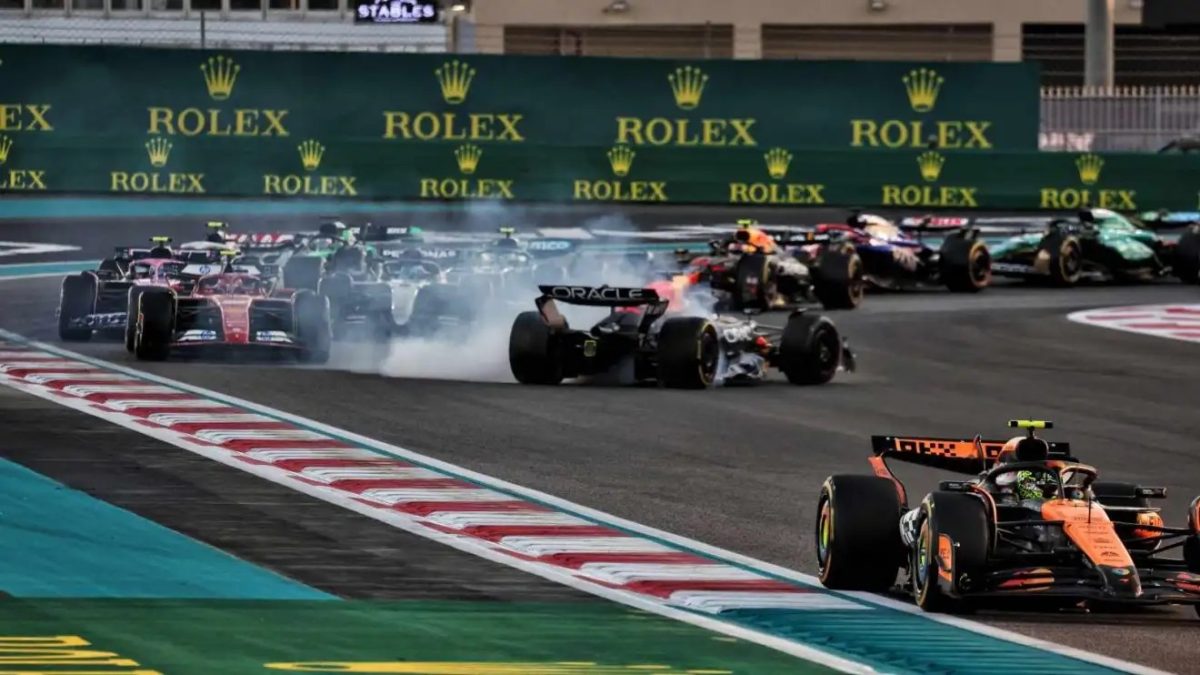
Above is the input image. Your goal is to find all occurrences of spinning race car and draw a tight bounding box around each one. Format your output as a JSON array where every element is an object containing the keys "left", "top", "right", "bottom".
[
  {"left": 815, "top": 420, "right": 1200, "bottom": 616},
  {"left": 127, "top": 252, "right": 331, "bottom": 363},
  {"left": 508, "top": 283, "right": 853, "bottom": 388}
]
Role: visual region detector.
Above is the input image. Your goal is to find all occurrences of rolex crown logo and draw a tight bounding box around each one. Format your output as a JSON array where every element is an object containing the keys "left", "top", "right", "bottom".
[
  {"left": 298, "top": 139, "right": 325, "bottom": 172},
  {"left": 607, "top": 145, "right": 635, "bottom": 178},
  {"left": 1076, "top": 153, "right": 1104, "bottom": 185},
  {"left": 0, "top": 135, "right": 11, "bottom": 165},
  {"left": 436, "top": 60, "right": 476, "bottom": 105},
  {"left": 917, "top": 150, "right": 945, "bottom": 182},
  {"left": 455, "top": 143, "right": 482, "bottom": 175},
  {"left": 903, "top": 67, "right": 944, "bottom": 113},
  {"left": 668, "top": 65, "right": 708, "bottom": 110},
  {"left": 200, "top": 54, "right": 241, "bottom": 101},
  {"left": 145, "top": 136, "right": 173, "bottom": 168},
  {"left": 764, "top": 147, "right": 793, "bottom": 180}
]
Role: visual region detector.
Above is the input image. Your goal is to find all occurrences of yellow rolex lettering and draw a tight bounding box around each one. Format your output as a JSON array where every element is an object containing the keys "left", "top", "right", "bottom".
[
  {"left": 442, "top": 112, "right": 467, "bottom": 141},
  {"left": 261, "top": 110, "right": 288, "bottom": 136},
  {"left": 644, "top": 118, "right": 672, "bottom": 146},
  {"left": 469, "top": 114, "right": 492, "bottom": 140},
  {"left": 615, "top": 117, "right": 644, "bottom": 145},
  {"left": 234, "top": 109, "right": 260, "bottom": 136},
  {"left": 673, "top": 119, "right": 698, "bottom": 147},
  {"left": 573, "top": 180, "right": 593, "bottom": 200},
  {"left": 881, "top": 185, "right": 902, "bottom": 204},
  {"left": 147, "top": 107, "right": 175, "bottom": 135},
  {"left": 702, "top": 119, "right": 727, "bottom": 146},
  {"left": 880, "top": 184, "right": 977, "bottom": 207},
  {"left": 1040, "top": 188, "right": 1061, "bottom": 209},
  {"left": 419, "top": 177, "right": 438, "bottom": 197},
  {"left": 1099, "top": 189, "right": 1136, "bottom": 210},
  {"left": 383, "top": 111, "right": 410, "bottom": 139},
  {"left": 964, "top": 121, "right": 992, "bottom": 148},
  {"left": 0, "top": 105, "right": 17, "bottom": 131},
  {"left": 24, "top": 105, "right": 53, "bottom": 131},
  {"left": 850, "top": 119, "right": 878, "bottom": 147},
  {"left": 728, "top": 182, "right": 825, "bottom": 205},
  {"left": 727, "top": 119, "right": 756, "bottom": 146},
  {"left": 111, "top": 172, "right": 131, "bottom": 192},
  {"left": 729, "top": 183, "right": 750, "bottom": 203},
  {"left": 936, "top": 121, "right": 962, "bottom": 149},
  {"left": 175, "top": 109, "right": 205, "bottom": 137},
  {"left": 206, "top": 109, "right": 231, "bottom": 136},
  {"left": 495, "top": 114, "right": 524, "bottom": 141},
  {"left": 413, "top": 112, "right": 440, "bottom": 140}
]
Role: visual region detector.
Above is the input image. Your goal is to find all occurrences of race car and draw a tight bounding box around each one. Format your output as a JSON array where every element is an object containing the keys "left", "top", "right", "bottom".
[
  {"left": 815, "top": 420, "right": 1200, "bottom": 616},
  {"left": 58, "top": 237, "right": 199, "bottom": 342},
  {"left": 685, "top": 220, "right": 864, "bottom": 311},
  {"left": 280, "top": 221, "right": 363, "bottom": 291},
  {"left": 128, "top": 263, "right": 330, "bottom": 363},
  {"left": 809, "top": 213, "right": 992, "bottom": 293},
  {"left": 985, "top": 208, "right": 1200, "bottom": 286},
  {"left": 508, "top": 283, "right": 853, "bottom": 388}
]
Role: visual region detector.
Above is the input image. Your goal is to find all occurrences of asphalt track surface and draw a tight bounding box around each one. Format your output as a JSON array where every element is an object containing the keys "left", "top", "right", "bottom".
[{"left": 3, "top": 203, "right": 1200, "bottom": 673}]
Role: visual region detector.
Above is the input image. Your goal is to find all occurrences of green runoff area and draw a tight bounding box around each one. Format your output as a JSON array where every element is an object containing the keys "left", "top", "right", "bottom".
[
  {"left": 0, "top": 599, "right": 827, "bottom": 674},
  {"left": 4, "top": 44, "right": 1196, "bottom": 209}
]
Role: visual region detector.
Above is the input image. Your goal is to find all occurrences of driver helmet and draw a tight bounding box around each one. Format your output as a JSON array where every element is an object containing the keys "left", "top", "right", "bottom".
[
  {"left": 147, "top": 237, "right": 174, "bottom": 259},
  {"left": 1015, "top": 469, "right": 1054, "bottom": 501},
  {"left": 860, "top": 214, "right": 899, "bottom": 240}
]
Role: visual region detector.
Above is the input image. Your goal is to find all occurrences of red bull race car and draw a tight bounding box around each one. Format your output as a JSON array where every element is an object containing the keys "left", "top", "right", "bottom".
[
  {"left": 128, "top": 264, "right": 331, "bottom": 364},
  {"left": 815, "top": 420, "right": 1200, "bottom": 616}
]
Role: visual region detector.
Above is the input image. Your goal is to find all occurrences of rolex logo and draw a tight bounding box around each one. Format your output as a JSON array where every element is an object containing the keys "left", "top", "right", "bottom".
[
  {"left": 1076, "top": 153, "right": 1104, "bottom": 185},
  {"left": 298, "top": 139, "right": 325, "bottom": 172},
  {"left": 200, "top": 55, "right": 240, "bottom": 101},
  {"left": 145, "top": 136, "right": 172, "bottom": 168},
  {"left": 903, "top": 68, "right": 944, "bottom": 113},
  {"left": 917, "top": 150, "right": 945, "bottom": 182},
  {"left": 668, "top": 65, "right": 708, "bottom": 110},
  {"left": 764, "top": 147, "right": 793, "bottom": 180},
  {"left": 0, "top": 135, "right": 11, "bottom": 165},
  {"left": 454, "top": 143, "right": 482, "bottom": 175},
  {"left": 607, "top": 144, "right": 635, "bottom": 177},
  {"left": 436, "top": 60, "right": 476, "bottom": 105}
]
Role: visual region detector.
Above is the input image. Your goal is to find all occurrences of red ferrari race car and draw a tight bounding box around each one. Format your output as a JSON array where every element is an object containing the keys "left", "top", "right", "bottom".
[
  {"left": 815, "top": 420, "right": 1200, "bottom": 616},
  {"left": 128, "top": 265, "right": 331, "bottom": 364}
]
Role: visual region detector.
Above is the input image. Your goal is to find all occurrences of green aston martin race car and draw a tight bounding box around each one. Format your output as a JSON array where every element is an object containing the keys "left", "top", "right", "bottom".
[
  {"left": 281, "top": 221, "right": 379, "bottom": 290},
  {"left": 982, "top": 209, "right": 1200, "bottom": 286}
]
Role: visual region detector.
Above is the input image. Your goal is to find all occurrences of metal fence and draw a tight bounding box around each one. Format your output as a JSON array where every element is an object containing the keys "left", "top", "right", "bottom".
[{"left": 1040, "top": 86, "right": 1200, "bottom": 152}]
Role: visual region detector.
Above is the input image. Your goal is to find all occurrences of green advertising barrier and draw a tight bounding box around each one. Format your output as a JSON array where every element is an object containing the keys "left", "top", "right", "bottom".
[{"left": 0, "top": 44, "right": 1195, "bottom": 209}]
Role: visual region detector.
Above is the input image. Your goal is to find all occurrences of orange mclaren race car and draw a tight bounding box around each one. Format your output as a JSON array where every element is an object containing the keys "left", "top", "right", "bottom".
[{"left": 815, "top": 420, "right": 1200, "bottom": 616}]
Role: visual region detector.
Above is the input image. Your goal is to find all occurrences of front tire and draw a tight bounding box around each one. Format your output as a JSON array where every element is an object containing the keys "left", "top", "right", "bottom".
[
  {"left": 293, "top": 290, "right": 331, "bottom": 364},
  {"left": 125, "top": 286, "right": 147, "bottom": 352},
  {"left": 656, "top": 317, "right": 719, "bottom": 389},
  {"left": 1040, "top": 232, "right": 1083, "bottom": 287},
  {"left": 913, "top": 493, "right": 989, "bottom": 613},
  {"left": 134, "top": 288, "right": 175, "bottom": 361},
  {"left": 58, "top": 273, "right": 98, "bottom": 342},
  {"left": 509, "top": 311, "right": 563, "bottom": 385},
  {"left": 1174, "top": 225, "right": 1200, "bottom": 284},
  {"left": 940, "top": 235, "right": 991, "bottom": 293},
  {"left": 283, "top": 255, "right": 324, "bottom": 292},
  {"left": 778, "top": 312, "right": 842, "bottom": 385},
  {"left": 816, "top": 475, "right": 904, "bottom": 591},
  {"left": 812, "top": 247, "right": 864, "bottom": 310}
]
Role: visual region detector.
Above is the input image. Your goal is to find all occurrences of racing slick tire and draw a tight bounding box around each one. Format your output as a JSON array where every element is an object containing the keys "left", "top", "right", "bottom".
[
  {"left": 733, "top": 254, "right": 771, "bottom": 311},
  {"left": 812, "top": 247, "right": 864, "bottom": 310},
  {"left": 58, "top": 272, "right": 98, "bottom": 342},
  {"left": 328, "top": 246, "right": 366, "bottom": 275},
  {"left": 318, "top": 272, "right": 353, "bottom": 336},
  {"left": 1039, "top": 232, "right": 1083, "bottom": 287},
  {"left": 283, "top": 255, "right": 324, "bottom": 292},
  {"left": 779, "top": 312, "right": 842, "bottom": 385},
  {"left": 293, "top": 290, "right": 332, "bottom": 365},
  {"left": 939, "top": 234, "right": 992, "bottom": 293},
  {"left": 124, "top": 286, "right": 148, "bottom": 352},
  {"left": 509, "top": 311, "right": 564, "bottom": 385},
  {"left": 1174, "top": 225, "right": 1200, "bottom": 285},
  {"left": 816, "top": 475, "right": 904, "bottom": 591},
  {"left": 914, "top": 492, "right": 989, "bottom": 613},
  {"left": 408, "top": 284, "right": 475, "bottom": 338},
  {"left": 656, "top": 317, "right": 719, "bottom": 389},
  {"left": 133, "top": 288, "right": 175, "bottom": 361}
]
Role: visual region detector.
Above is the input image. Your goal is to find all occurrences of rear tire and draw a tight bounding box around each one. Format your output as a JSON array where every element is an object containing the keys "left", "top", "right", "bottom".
[
  {"left": 733, "top": 254, "right": 771, "bottom": 311},
  {"left": 509, "top": 311, "right": 563, "bottom": 385},
  {"left": 283, "top": 255, "right": 324, "bottom": 291},
  {"left": 940, "top": 235, "right": 991, "bottom": 293},
  {"left": 1174, "top": 225, "right": 1200, "bottom": 284},
  {"left": 778, "top": 312, "right": 842, "bottom": 385},
  {"left": 656, "top": 317, "right": 719, "bottom": 389},
  {"left": 293, "top": 290, "right": 331, "bottom": 364},
  {"left": 58, "top": 273, "right": 97, "bottom": 342},
  {"left": 134, "top": 288, "right": 175, "bottom": 361},
  {"left": 816, "top": 475, "right": 904, "bottom": 591},
  {"left": 1040, "top": 232, "right": 1083, "bottom": 287},
  {"left": 812, "top": 247, "right": 864, "bottom": 310},
  {"left": 914, "top": 493, "right": 989, "bottom": 613}
]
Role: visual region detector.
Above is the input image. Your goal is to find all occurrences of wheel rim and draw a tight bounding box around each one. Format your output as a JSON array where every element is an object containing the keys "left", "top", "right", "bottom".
[
  {"left": 698, "top": 326, "right": 719, "bottom": 384},
  {"left": 848, "top": 257, "right": 865, "bottom": 304},
  {"left": 814, "top": 325, "right": 840, "bottom": 380},
  {"left": 970, "top": 247, "right": 992, "bottom": 286},
  {"left": 916, "top": 521, "right": 931, "bottom": 590},
  {"left": 817, "top": 499, "right": 833, "bottom": 570},
  {"left": 1061, "top": 242, "right": 1082, "bottom": 278}
]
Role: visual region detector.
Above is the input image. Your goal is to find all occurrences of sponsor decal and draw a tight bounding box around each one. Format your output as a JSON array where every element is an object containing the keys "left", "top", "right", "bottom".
[
  {"left": 545, "top": 286, "right": 647, "bottom": 302},
  {"left": 147, "top": 55, "right": 289, "bottom": 138},
  {"left": 851, "top": 68, "right": 993, "bottom": 150},
  {"left": 1038, "top": 153, "right": 1137, "bottom": 210},
  {"left": 383, "top": 60, "right": 525, "bottom": 143},
  {"left": 111, "top": 136, "right": 205, "bottom": 194},
  {"left": 615, "top": 65, "right": 757, "bottom": 148},
  {"left": 0, "top": 634, "right": 162, "bottom": 672},
  {"left": 729, "top": 146, "right": 826, "bottom": 205},
  {"left": 0, "top": 134, "right": 48, "bottom": 191},
  {"left": 78, "top": 312, "right": 128, "bottom": 328},
  {"left": 0, "top": 103, "right": 53, "bottom": 132},
  {"left": 178, "top": 329, "right": 218, "bottom": 342},
  {"left": 355, "top": 0, "right": 438, "bottom": 23},
  {"left": 526, "top": 239, "right": 571, "bottom": 252},
  {"left": 573, "top": 144, "right": 669, "bottom": 203},
  {"left": 418, "top": 143, "right": 515, "bottom": 200},
  {"left": 263, "top": 139, "right": 358, "bottom": 196},
  {"left": 880, "top": 150, "right": 979, "bottom": 208},
  {"left": 255, "top": 330, "right": 292, "bottom": 343}
]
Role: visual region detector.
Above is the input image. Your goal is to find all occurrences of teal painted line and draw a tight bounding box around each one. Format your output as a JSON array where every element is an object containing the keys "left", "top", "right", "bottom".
[
  {"left": 0, "top": 260, "right": 97, "bottom": 278},
  {"left": 0, "top": 457, "right": 332, "bottom": 600},
  {"left": 0, "top": 197, "right": 571, "bottom": 219}
]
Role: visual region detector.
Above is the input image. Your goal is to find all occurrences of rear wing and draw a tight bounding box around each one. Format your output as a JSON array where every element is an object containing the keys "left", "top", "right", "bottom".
[
  {"left": 898, "top": 216, "right": 973, "bottom": 232},
  {"left": 1139, "top": 210, "right": 1200, "bottom": 228},
  {"left": 537, "top": 285, "right": 660, "bottom": 307},
  {"left": 871, "top": 435, "right": 1074, "bottom": 474}
]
